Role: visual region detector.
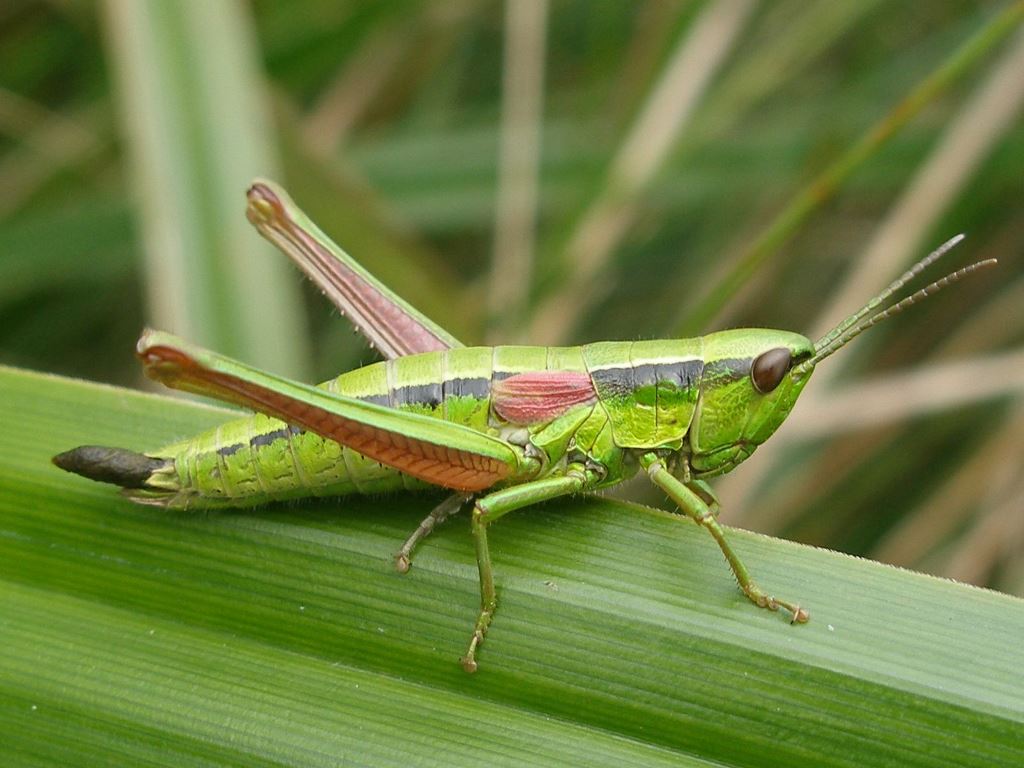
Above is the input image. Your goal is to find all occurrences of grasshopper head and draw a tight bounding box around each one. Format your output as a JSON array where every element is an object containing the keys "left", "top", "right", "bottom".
[
  {"left": 688, "top": 235, "right": 995, "bottom": 477},
  {"left": 689, "top": 329, "right": 815, "bottom": 476}
]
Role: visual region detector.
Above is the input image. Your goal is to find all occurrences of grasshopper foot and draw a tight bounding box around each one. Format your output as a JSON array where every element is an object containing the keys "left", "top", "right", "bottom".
[
  {"left": 743, "top": 583, "right": 809, "bottom": 625},
  {"left": 790, "top": 605, "right": 810, "bottom": 624},
  {"left": 460, "top": 605, "right": 495, "bottom": 674},
  {"left": 460, "top": 653, "right": 479, "bottom": 674}
]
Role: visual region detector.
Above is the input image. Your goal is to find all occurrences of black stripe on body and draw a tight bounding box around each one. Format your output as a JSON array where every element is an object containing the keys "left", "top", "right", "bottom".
[
  {"left": 590, "top": 360, "right": 704, "bottom": 396},
  {"left": 213, "top": 375, "right": 494, "bottom": 460},
  {"left": 251, "top": 423, "right": 304, "bottom": 448},
  {"left": 442, "top": 376, "right": 491, "bottom": 399},
  {"left": 658, "top": 360, "right": 703, "bottom": 389},
  {"left": 702, "top": 357, "right": 751, "bottom": 384},
  {"left": 217, "top": 442, "right": 244, "bottom": 458},
  {"left": 375, "top": 376, "right": 492, "bottom": 410},
  {"left": 633, "top": 364, "right": 657, "bottom": 389},
  {"left": 589, "top": 366, "right": 633, "bottom": 398},
  {"left": 393, "top": 381, "right": 442, "bottom": 409},
  {"left": 217, "top": 424, "right": 304, "bottom": 457}
]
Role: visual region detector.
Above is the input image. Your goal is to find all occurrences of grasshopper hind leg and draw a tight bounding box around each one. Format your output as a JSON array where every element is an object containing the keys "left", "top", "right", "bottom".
[{"left": 395, "top": 492, "right": 471, "bottom": 573}]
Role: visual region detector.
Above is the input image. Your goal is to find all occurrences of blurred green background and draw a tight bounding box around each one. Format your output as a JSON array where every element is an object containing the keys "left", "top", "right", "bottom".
[{"left": 1, "top": 0, "right": 1022, "bottom": 595}]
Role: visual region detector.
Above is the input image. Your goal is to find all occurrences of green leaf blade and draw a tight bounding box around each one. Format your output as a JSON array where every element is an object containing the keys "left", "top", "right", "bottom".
[
  {"left": 1, "top": 365, "right": 1022, "bottom": 766},
  {"left": 101, "top": 0, "right": 310, "bottom": 378}
]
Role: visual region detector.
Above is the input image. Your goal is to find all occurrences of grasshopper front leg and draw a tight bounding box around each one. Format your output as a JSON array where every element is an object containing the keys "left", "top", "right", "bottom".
[
  {"left": 641, "top": 454, "right": 809, "bottom": 624},
  {"left": 462, "top": 464, "right": 598, "bottom": 673}
]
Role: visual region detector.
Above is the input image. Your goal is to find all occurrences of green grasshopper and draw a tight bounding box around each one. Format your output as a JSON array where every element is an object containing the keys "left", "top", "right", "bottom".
[{"left": 54, "top": 180, "right": 995, "bottom": 672}]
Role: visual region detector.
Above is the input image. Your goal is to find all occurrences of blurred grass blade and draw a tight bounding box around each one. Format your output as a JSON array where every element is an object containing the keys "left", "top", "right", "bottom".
[
  {"left": 717, "top": 26, "right": 1024, "bottom": 527},
  {"left": 812, "top": 25, "right": 1024, "bottom": 356},
  {"left": 3, "top": 364, "right": 1024, "bottom": 766},
  {"left": 275, "top": 106, "right": 478, "bottom": 354},
  {"left": 692, "top": 1, "right": 885, "bottom": 141},
  {"left": 781, "top": 347, "right": 1024, "bottom": 439},
  {"left": 102, "top": 0, "right": 309, "bottom": 377},
  {"left": 529, "top": 0, "right": 755, "bottom": 344},
  {"left": 488, "top": 0, "right": 549, "bottom": 342},
  {"left": 0, "top": 92, "right": 106, "bottom": 219},
  {"left": 674, "top": 1, "right": 1024, "bottom": 336},
  {"left": 872, "top": 404, "right": 1024, "bottom": 569},
  {"left": 944, "top": 477, "right": 1024, "bottom": 584}
]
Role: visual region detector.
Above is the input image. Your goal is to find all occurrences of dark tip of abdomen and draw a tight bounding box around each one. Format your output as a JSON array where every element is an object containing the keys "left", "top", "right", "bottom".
[{"left": 52, "top": 445, "right": 169, "bottom": 489}]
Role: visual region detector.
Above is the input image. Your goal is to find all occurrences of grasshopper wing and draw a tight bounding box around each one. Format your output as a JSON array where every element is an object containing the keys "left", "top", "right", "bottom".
[
  {"left": 137, "top": 330, "right": 519, "bottom": 492},
  {"left": 247, "top": 180, "right": 462, "bottom": 358}
]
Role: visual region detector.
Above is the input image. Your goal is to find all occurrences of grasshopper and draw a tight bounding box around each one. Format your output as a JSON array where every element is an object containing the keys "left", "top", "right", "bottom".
[{"left": 54, "top": 180, "right": 995, "bottom": 672}]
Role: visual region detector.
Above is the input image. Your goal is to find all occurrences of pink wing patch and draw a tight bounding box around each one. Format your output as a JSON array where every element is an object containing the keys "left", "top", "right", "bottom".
[{"left": 492, "top": 371, "right": 597, "bottom": 424}]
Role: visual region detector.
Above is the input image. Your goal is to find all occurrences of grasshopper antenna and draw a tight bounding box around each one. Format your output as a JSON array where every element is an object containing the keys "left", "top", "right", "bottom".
[{"left": 794, "top": 236, "right": 996, "bottom": 374}]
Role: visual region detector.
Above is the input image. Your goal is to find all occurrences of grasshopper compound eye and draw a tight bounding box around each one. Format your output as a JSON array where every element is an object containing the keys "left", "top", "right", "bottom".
[{"left": 751, "top": 347, "right": 792, "bottom": 394}]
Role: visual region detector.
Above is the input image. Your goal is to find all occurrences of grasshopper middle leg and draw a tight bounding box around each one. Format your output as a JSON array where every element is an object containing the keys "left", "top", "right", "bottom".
[{"left": 461, "top": 465, "right": 597, "bottom": 673}]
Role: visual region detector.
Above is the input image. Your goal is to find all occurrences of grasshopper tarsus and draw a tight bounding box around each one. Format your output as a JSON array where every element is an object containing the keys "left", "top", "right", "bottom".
[
  {"left": 461, "top": 609, "right": 493, "bottom": 674},
  {"left": 742, "top": 583, "right": 809, "bottom": 624}
]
